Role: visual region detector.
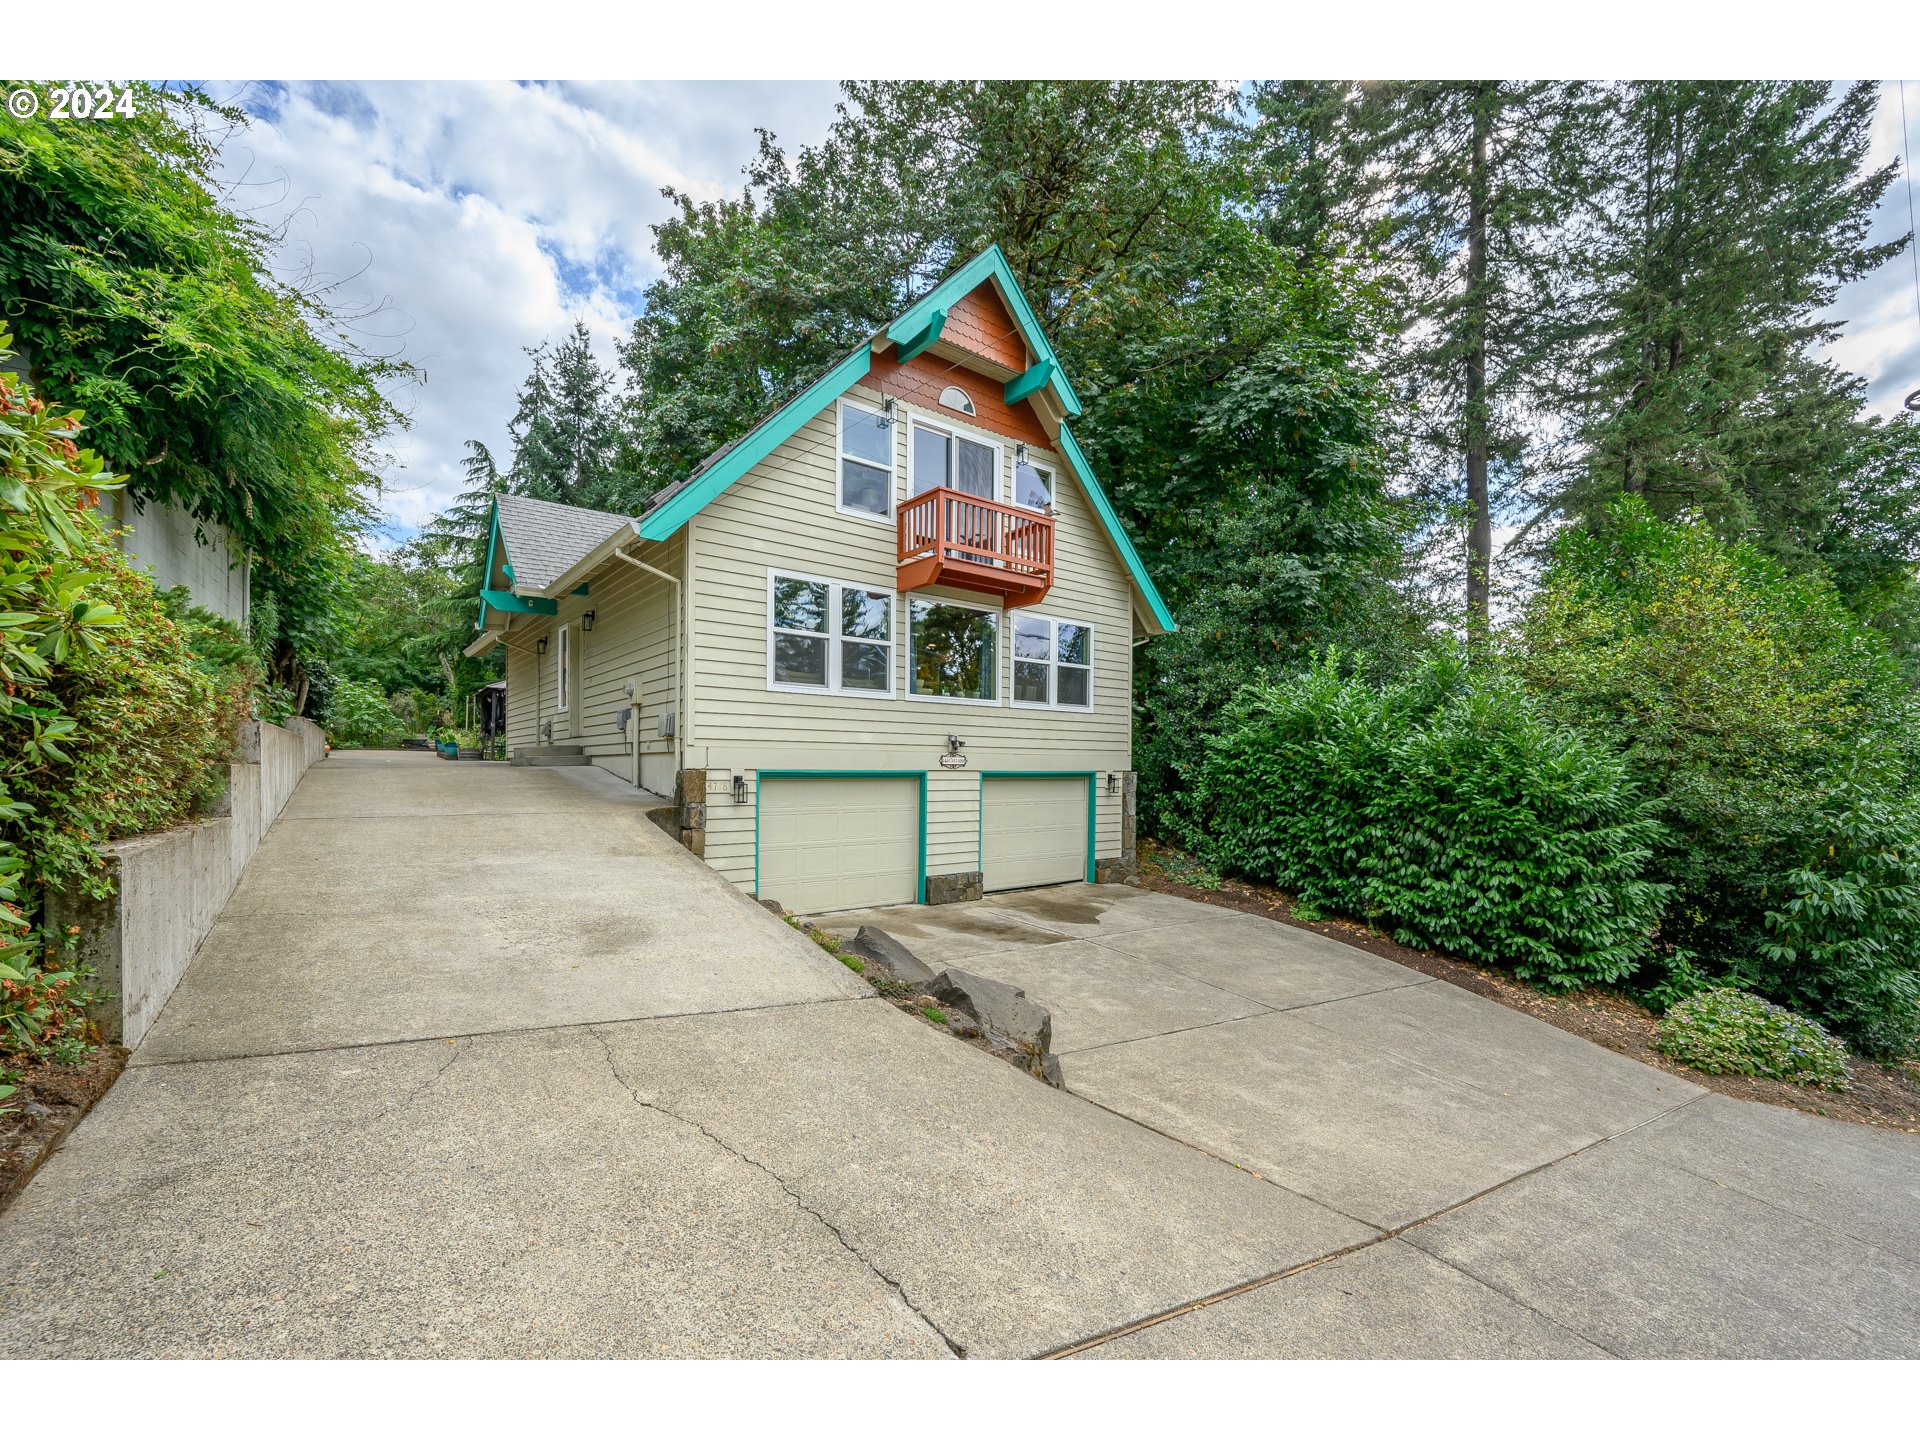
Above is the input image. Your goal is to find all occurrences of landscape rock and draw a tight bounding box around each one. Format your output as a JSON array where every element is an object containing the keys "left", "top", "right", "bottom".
[
  {"left": 928, "top": 968, "right": 1054, "bottom": 1056},
  {"left": 845, "top": 927, "right": 938, "bottom": 987},
  {"left": 948, "top": 1013, "right": 983, "bottom": 1039}
]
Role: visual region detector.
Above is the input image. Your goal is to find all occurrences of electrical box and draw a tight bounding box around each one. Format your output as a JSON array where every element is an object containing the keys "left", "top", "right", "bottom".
[
  {"left": 657, "top": 709, "right": 676, "bottom": 739},
  {"left": 615, "top": 706, "right": 632, "bottom": 733}
]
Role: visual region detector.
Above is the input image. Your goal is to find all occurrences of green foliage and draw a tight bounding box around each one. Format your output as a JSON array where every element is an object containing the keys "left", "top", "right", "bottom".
[
  {"left": 1196, "top": 650, "right": 1668, "bottom": 989},
  {"left": 1, "top": 946, "right": 106, "bottom": 1072},
  {"left": 1655, "top": 988, "right": 1851, "bottom": 1089},
  {"left": 0, "top": 85, "right": 408, "bottom": 695},
  {"left": 323, "top": 679, "right": 405, "bottom": 750},
  {"left": 1745, "top": 772, "right": 1920, "bottom": 1059},
  {"left": 920, "top": 1006, "right": 947, "bottom": 1025},
  {"left": 1511, "top": 499, "right": 1912, "bottom": 959},
  {"left": 837, "top": 953, "right": 865, "bottom": 974}
]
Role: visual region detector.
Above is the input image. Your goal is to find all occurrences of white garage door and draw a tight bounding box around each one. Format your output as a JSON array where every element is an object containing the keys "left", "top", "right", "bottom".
[
  {"left": 758, "top": 776, "right": 920, "bottom": 913},
  {"left": 983, "top": 776, "right": 1088, "bottom": 892}
]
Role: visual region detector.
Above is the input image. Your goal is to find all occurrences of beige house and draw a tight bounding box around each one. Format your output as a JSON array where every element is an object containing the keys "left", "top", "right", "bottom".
[{"left": 465, "top": 247, "right": 1175, "bottom": 913}]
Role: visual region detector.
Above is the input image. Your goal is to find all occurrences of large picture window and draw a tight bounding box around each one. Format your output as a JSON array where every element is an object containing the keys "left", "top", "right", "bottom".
[
  {"left": 768, "top": 571, "right": 894, "bottom": 695},
  {"left": 910, "top": 420, "right": 997, "bottom": 499},
  {"left": 1010, "top": 614, "right": 1091, "bottom": 710},
  {"left": 909, "top": 599, "right": 999, "bottom": 702},
  {"left": 838, "top": 401, "right": 894, "bottom": 519}
]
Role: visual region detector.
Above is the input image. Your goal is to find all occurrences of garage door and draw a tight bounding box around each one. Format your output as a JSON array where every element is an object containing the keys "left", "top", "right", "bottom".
[
  {"left": 758, "top": 776, "right": 920, "bottom": 913},
  {"left": 983, "top": 776, "right": 1088, "bottom": 892}
]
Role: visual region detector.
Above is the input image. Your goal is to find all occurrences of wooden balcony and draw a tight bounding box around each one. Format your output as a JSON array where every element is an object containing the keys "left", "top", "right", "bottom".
[{"left": 897, "top": 486, "right": 1055, "bottom": 608}]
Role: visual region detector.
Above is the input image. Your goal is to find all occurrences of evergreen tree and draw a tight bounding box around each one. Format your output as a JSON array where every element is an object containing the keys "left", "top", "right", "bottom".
[
  {"left": 1565, "top": 83, "right": 1907, "bottom": 587},
  {"left": 506, "top": 323, "right": 622, "bottom": 509}
]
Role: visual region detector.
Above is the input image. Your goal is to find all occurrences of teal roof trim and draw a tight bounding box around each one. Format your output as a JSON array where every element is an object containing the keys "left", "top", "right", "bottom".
[
  {"left": 480, "top": 588, "right": 557, "bottom": 616},
  {"left": 1057, "top": 423, "right": 1176, "bottom": 634},
  {"left": 475, "top": 501, "right": 503, "bottom": 632},
  {"left": 885, "top": 245, "right": 1082, "bottom": 417},
  {"left": 639, "top": 345, "right": 874, "bottom": 542},
  {"left": 894, "top": 308, "right": 946, "bottom": 362}
]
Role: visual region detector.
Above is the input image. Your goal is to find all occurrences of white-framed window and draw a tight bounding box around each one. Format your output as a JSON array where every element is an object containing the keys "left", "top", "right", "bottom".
[
  {"left": 907, "top": 596, "right": 1000, "bottom": 704},
  {"left": 1014, "top": 458, "right": 1053, "bottom": 512},
  {"left": 555, "top": 623, "right": 572, "bottom": 712},
  {"left": 1010, "top": 613, "right": 1092, "bottom": 710},
  {"left": 837, "top": 399, "right": 895, "bottom": 521},
  {"left": 767, "top": 570, "right": 895, "bottom": 696},
  {"left": 909, "top": 417, "right": 999, "bottom": 500}
]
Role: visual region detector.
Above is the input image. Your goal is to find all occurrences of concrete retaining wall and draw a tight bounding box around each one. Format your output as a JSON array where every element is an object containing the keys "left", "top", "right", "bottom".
[{"left": 48, "top": 717, "right": 328, "bottom": 1048}]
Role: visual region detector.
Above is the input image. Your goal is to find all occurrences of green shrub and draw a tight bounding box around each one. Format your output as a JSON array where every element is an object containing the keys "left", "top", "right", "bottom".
[
  {"left": 324, "top": 679, "right": 405, "bottom": 749},
  {"left": 1512, "top": 498, "right": 1914, "bottom": 961},
  {"left": 1743, "top": 772, "right": 1920, "bottom": 1059},
  {"left": 1655, "top": 988, "right": 1851, "bottom": 1089},
  {"left": 1197, "top": 650, "right": 1668, "bottom": 990}
]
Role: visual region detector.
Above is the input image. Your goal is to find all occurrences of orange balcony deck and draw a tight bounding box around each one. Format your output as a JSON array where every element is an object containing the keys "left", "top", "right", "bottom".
[{"left": 897, "top": 486, "right": 1055, "bottom": 608}]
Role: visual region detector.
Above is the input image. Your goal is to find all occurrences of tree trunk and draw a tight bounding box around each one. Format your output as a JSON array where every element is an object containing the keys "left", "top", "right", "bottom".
[{"left": 1464, "top": 85, "right": 1493, "bottom": 631}]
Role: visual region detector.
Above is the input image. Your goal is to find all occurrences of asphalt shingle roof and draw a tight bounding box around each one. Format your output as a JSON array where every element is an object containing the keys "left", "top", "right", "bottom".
[{"left": 495, "top": 492, "right": 633, "bottom": 592}]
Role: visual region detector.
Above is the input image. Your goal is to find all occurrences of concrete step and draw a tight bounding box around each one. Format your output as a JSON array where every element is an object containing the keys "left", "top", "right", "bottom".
[{"left": 510, "top": 745, "right": 591, "bottom": 767}]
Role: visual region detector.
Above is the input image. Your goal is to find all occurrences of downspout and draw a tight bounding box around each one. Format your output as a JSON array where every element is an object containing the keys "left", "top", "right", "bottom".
[{"left": 612, "top": 546, "right": 684, "bottom": 784}]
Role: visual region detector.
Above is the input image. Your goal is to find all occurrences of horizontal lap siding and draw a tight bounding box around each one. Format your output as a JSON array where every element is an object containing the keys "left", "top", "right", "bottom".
[
  {"left": 500, "top": 531, "right": 683, "bottom": 789},
  {"left": 690, "top": 381, "right": 1132, "bottom": 890}
]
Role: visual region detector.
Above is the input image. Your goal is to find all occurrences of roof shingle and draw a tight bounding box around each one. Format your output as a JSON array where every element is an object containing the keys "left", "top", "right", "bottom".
[{"left": 495, "top": 492, "right": 633, "bottom": 593}]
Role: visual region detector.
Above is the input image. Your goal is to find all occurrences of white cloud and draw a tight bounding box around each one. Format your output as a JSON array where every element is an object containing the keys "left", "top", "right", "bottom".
[
  {"left": 206, "top": 80, "right": 839, "bottom": 542},
  {"left": 1824, "top": 80, "right": 1920, "bottom": 418}
]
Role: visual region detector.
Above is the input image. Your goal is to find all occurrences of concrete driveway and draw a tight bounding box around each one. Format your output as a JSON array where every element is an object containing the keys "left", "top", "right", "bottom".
[
  {"left": 0, "top": 753, "right": 1370, "bottom": 1359},
  {"left": 818, "top": 885, "right": 1920, "bottom": 1359}
]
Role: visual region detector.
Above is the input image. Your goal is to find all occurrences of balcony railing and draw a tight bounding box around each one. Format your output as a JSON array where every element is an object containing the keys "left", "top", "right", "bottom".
[{"left": 897, "top": 486, "right": 1055, "bottom": 608}]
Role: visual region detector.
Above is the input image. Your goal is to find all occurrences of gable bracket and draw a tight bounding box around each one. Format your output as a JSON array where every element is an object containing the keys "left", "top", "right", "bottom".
[
  {"left": 479, "top": 588, "right": 558, "bottom": 616},
  {"left": 1004, "top": 360, "right": 1055, "bottom": 407},
  {"left": 891, "top": 308, "right": 947, "bottom": 363}
]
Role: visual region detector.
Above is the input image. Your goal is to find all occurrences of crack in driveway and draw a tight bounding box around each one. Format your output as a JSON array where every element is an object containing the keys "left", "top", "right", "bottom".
[{"left": 588, "top": 1026, "right": 965, "bottom": 1359}]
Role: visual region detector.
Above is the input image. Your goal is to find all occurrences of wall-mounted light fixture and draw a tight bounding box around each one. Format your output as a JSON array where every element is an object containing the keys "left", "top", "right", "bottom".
[
  {"left": 880, "top": 395, "right": 897, "bottom": 428},
  {"left": 1108, "top": 772, "right": 1120, "bottom": 795},
  {"left": 581, "top": 610, "right": 596, "bottom": 633},
  {"left": 947, "top": 734, "right": 965, "bottom": 756},
  {"left": 732, "top": 773, "right": 748, "bottom": 804},
  {"left": 1014, "top": 442, "right": 1027, "bottom": 466},
  {"left": 536, "top": 636, "right": 548, "bottom": 656}
]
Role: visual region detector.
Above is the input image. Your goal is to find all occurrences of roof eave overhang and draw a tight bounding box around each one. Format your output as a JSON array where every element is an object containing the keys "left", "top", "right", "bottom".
[{"left": 537, "top": 517, "right": 645, "bottom": 599}]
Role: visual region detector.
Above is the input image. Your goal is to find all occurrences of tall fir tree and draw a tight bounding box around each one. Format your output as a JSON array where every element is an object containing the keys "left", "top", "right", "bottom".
[
  {"left": 1565, "top": 82, "right": 1908, "bottom": 593},
  {"left": 506, "top": 323, "right": 623, "bottom": 509}
]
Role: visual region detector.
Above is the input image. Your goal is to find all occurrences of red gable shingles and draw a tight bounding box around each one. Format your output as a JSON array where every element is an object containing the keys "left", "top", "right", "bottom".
[
  {"left": 942, "top": 282, "right": 1028, "bottom": 371},
  {"left": 866, "top": 347, "right": 1052, "bottom": 449}
]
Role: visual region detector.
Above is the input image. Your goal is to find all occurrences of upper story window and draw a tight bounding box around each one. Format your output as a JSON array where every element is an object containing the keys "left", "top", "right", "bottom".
[
  {"left": 910, "top": 419, "right": 997, "bottom": 499},
  {"left": 555, "top": 623, "right": 572, "bottom": 711},
  {"left": 769, "top": 571, "right": 895, "bottom": 696},
  {"left": 1014, "top": 460, "right": 1053, "bottom": 511},
  {"left": 1010, "top": 614, "right": 1091, "bottom": 710},
  {"left": 838, "top": 400, "right": 894, "bottom": 520},
  {"left": 937, "top": 385, "right": 975, "bottom": 416},
  {"left": 908, "top": 598, "right": 998, "bottom": 703}
]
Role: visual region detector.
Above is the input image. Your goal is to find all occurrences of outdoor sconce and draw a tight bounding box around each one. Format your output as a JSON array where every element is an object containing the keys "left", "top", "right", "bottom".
[
  {"left": 581, "top": 610, "right": 596, "bottom": 632},
  {"left": 947, "top": 735, "right": 965, "bottom": 756},
  {"left": 880, "top": 395, "right": 897, "bottom": 428},
  {"left": 732, "top": 773, "right": 748, "bottom": 804},
  {"left": 1108, "top": 772, "right": 1120, "bottom": 795},
  {"left": 536, "top": 636, "right": 548, "bottom": 656},
  {"left": 1014, "top": 442, "right": 1027, "bottom": 466}
]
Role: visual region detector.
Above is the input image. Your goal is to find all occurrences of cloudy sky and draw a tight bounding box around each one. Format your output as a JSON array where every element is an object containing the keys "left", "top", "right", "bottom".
[{"left": 209, "top": 80, "right": 1920, "bottom": 549}]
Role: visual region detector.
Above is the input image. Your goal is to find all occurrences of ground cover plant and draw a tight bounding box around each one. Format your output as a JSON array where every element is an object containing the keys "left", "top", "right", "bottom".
[{"left": 1655, "top": 988, "right": 1851, "bottom": 1089}]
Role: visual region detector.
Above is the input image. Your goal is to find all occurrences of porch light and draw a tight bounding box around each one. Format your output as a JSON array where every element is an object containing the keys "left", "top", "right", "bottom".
[
  {"left": 732, "top": 773, "right": 748, "bottom": 804},
  {"left": 1015, "top": 442, "right": 1027, "bottom": 466},
  {"left": 947, "top": 735, "right": 965, "bottom": 756},
  {"left": 536, "top": 636, "right": 548, "bottom": 656},
  {"left": 880, "top": 395, "right": 897, "bottom": 428},
  {"left": 582, "top": 610, "right": 596, "bottom": 632},
  {"left": 1108, "top": 772, "right": 1119, "bottom": 795}
]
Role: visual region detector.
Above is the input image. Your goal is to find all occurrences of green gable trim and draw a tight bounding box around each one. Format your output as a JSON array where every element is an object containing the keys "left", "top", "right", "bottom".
[
  {"left": 893, "top": 308, "right": 946, "bottom": 363},
  {"left": 1004, "top": 359, "right": 1054, "bottom": 406},
  {"left": 639, "top": 344, "right": 874, "bottom": 542},
  {"left": 476, "top": 501, "right": 504, "bottom": 631},
  {"left": 1057, "top": 423, "right": 1176, "bottom": 633},
  {"left": 885, "top": 245, "right": 1082, "bottom": 417},
  {"left": 479, "top": 588, "right": 558, "bottom": 616}
]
